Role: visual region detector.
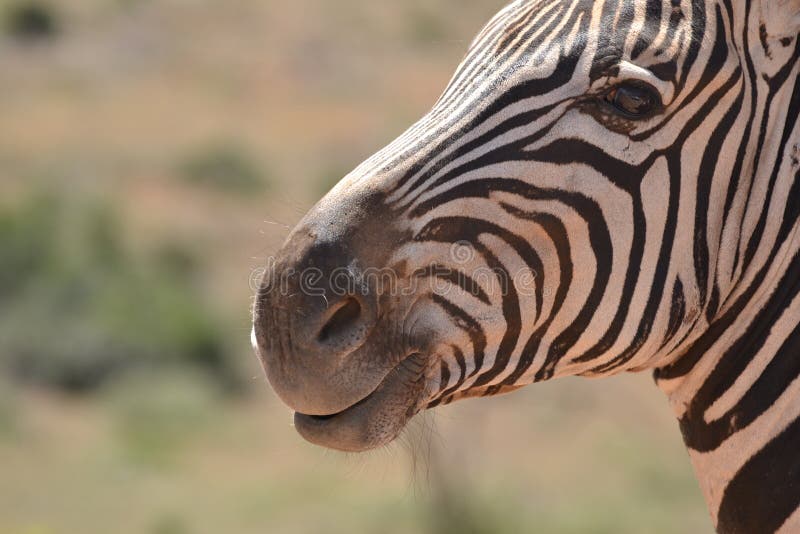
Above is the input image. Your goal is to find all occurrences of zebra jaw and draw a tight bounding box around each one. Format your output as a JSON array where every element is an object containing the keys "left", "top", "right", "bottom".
[{"left": 292, "top": 352, "right": 428, "bottom": 452}]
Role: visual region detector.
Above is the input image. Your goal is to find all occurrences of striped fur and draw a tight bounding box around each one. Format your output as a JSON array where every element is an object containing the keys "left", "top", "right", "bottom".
[{"left": 256, "top": 1, "right": 800, "bottom": 531}]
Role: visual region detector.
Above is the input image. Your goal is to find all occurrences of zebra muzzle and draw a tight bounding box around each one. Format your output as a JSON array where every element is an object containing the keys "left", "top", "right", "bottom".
[{"left": 292, "top": 352, "right": 427, "bottom": 452}]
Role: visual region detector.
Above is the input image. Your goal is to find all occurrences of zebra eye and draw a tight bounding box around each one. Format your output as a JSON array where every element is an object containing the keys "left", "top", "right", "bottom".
[{"left": 605, "top": 82, "right": 660, "bottom": 119}]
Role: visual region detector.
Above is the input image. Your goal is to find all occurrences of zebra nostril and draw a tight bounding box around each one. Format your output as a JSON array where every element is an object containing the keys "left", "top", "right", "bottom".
[{"left": 317, "top": 297, "right": 363, "bottom": 344}]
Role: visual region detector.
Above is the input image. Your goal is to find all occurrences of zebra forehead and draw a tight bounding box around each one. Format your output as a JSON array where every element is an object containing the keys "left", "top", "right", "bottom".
[
  {"left": 481, "top": 0, "right": 695, "bottom": 47},
  {"left": 458, "top": 0, "right": 706, "bottom": 86}
]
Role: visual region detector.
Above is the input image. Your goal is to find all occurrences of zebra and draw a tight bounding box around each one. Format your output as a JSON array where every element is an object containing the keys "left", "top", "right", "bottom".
[{"left": 251, "top": 0, "right": 800, "bottom": 532}]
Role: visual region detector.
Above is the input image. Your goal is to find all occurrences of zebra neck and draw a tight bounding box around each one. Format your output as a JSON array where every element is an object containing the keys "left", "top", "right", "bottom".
[
  {"left": 654, "top": 212, "right": 800, "bottom": 532},
  {"left": 648, "top": 59, "right": 800, "bottom": 528}
]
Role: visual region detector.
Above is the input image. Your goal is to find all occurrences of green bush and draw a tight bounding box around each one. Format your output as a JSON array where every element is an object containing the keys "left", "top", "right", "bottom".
[
  {"left": 0, "top": 194, "right": 58, "bottom": 300},
  {"left": 0, "top": 194, "right": 241, "bottom": 394},
  {"left": 3, "top": 1, "right": 59, "bottom": 41},
  {"left": 179, "top": 143, "right": 268, "bottom": 195},
  {"left": 109, "top": 370, "right": 221, "bottom": 467},
  {"left": 405, "top": 5, "right": 446, "bottom": 46},
  {"left": 0, "top": 379, "right": 18, "bottom": 439},
  {"left": 150, "top": 515, "right": 191, "bottom": 534}
]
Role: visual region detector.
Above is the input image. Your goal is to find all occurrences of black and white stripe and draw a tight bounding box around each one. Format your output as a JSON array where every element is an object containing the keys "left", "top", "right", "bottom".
[{"left": 324, "top": 1, "right": 800, "bottom": 531}]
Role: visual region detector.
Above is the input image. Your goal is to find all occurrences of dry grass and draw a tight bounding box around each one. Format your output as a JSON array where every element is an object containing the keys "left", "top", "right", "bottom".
[{"left": 0, "top": 373, "right": 712, "bottom": 534}]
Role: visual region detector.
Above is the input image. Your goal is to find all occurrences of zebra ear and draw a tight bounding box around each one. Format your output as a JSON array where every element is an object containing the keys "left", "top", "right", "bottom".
[{"left": 760, "top": 0, "right": 800, "bottom": 41}]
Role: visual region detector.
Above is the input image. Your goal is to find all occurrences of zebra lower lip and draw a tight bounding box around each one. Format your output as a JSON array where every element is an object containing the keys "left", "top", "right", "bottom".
[
  {"left": 298, "top": 387, "right": 377, "bottom": 422},
  {"left": 292, "top": 353, "right": 426, "bottom": 452}
]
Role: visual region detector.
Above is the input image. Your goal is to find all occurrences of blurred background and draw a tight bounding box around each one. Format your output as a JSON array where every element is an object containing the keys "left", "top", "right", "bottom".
[{"left": 0, "top": 1, "right": 712, "bottom": 532}]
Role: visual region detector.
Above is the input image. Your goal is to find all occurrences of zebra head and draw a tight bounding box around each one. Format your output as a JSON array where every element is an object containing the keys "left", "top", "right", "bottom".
[{"left": 253, "top": 0, "right": 800, "bottom": 459}]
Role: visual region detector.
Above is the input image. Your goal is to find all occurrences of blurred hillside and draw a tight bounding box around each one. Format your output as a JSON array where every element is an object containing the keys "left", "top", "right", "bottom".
[{"left": 0, "top": 1, "right": 712, "bottom": 533}]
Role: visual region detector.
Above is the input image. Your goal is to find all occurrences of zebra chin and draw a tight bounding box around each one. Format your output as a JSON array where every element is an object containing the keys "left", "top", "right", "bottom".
[{"left": 292, "top": 352, "right": 428, "bottom": 452}]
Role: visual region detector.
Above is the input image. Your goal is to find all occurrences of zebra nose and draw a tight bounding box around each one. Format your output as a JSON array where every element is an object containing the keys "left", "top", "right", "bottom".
[
  {"left": 253, "top": 248, "right": 381, "bottom": 415},
  {"left": 304, "top": 290, "right": 376, "bottom": 356},
  {"left": 275, "top": 240, "right": 377, "bottom": 355},
  {"left": 258, "top": 264, "right": 378, "bottom": 353},
  {"left": 317, "top": 295, "right": 365, "bottom": 345}
]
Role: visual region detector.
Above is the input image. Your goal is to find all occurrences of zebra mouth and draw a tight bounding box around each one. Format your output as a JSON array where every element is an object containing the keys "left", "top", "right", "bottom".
[{"left": 292, "top": 353, "right": 427, "bottom": 452}]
